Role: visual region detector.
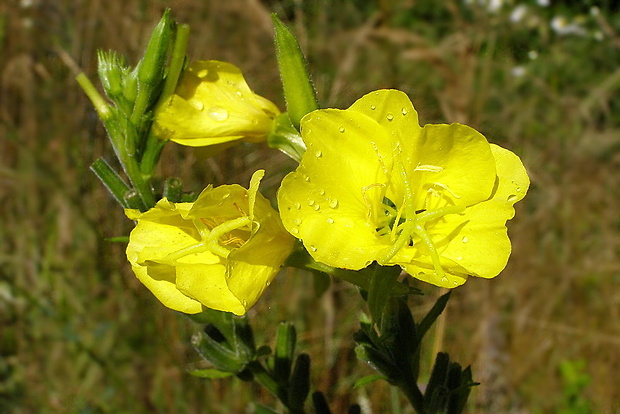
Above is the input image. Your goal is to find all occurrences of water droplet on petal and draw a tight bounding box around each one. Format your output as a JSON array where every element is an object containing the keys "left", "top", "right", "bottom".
[
  {"left": 456, "top": 256, "right": 463, "bottom": 261},
  {"left": 303, "top": 175, "right": 311, "bottom": 182},
  {"left": 338, "top": 126, "right": 345, "bottom": 133},
  {"left": 318, "top": 189, "right": 326, "bottom": 196},
  {"left": 326, "top": 218, "right": 334, "bottom": 224},
  {"left": 265, "top": 280, "right": 271, "bottom": 286},
  {"left": 294, "top": 202, "right": 301, "bottom": 210},
  {"left": 309, "top": 245, "right": 318, "bottom": 252},
  {"left": 207, "top": 106, "right": 229, "bottom": 121},
  {"left": 386, "top": 113, "right": 394, "bottom": 121},
  {"left": 370, "top": 105, "right": 376, "bottom": 110},
  {"left": 328, "top": 198, "right": 339, "bottom": 209},
  {"left": 190, "top": 101, "right": 204, "bottom": 111},
  {"left": 453, "top": 281, "right": 459, "bottom": 286},
  {"left": 313, "top": 204, "right": 320, "bottom": 211},
  {"left": 242, "top": 299, "right": 247, "bottom": 307},
  {"left": 196, "top": 69, "right": 209, "bottom": 78},
  {"left": 507, "top": 194, "right": 517, "bottom": 202},
  {"left": 462, "top": 236, "right": 469, "bottom": 243},
  {"left": 516, "top": 187, "right": 522, "bottom": 192},
  {"left": 315, "top": 150, "right": 323, "bottom": 158},
  {"left": 293, "top": 218, "right": 302, "bottom": 225},
  {"left": 307, "top": 199, "right": 315, "bottom": 206},
  {"left": 291, "top": 227, "right": 300, "bottom": 235},
  {"left": 401, "top": 108, "right": 408, "bottom": 115}
]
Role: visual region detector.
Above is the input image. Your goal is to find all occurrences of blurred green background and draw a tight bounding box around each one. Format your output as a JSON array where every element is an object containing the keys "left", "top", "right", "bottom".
[{"left": 2, "top": 0, "right": 619, "bottom": 412}]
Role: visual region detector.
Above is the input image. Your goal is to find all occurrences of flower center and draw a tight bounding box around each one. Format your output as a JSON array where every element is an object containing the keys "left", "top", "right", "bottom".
[
  {"left": 374, "top": 160, "right": 465, "bottom": 280},
  {"left": 164, "top": 215, "right": 253, "bottom": 262}
]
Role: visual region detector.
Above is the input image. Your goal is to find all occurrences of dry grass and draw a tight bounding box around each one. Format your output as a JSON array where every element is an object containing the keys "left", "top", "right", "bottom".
[{"left": 2, "top": 0, "right": 620, "bottom": 413}]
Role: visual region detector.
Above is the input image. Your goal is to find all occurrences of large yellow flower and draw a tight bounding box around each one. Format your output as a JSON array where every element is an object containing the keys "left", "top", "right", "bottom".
[
  {"left": 154, "top": 60, "right": 280, "bottom": 147},
  {"left": 277, "top": 90, "right": 529, "bottom": 288},
  {"left": 126, "top": 171, "right": 294, "bottom": 315}
]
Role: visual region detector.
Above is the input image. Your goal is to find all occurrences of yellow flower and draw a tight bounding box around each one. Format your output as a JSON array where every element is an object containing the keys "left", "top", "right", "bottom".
[
  {"left": 277, "top": 90, "right": 529, "bottom": 288},
  {"left": 126, "top": 170, "right": 294, "bottom": 315},
  {"left": 154, "top": 60, "right": 280, "bottom": 147}
]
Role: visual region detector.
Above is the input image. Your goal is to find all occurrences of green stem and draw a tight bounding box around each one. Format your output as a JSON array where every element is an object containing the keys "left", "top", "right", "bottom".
[
  {"left": 246, "top": 361, "right": 301, "bottom": 412},
  {"left": 76, "top": 73, "right": 112, "bottom": 121},
  {"left": 396, "top": 381, "right": 426, "bottom": 414}
]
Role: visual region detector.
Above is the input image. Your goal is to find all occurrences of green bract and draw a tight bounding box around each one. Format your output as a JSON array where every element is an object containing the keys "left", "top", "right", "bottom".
[{"left": 277, "top": 89, "right": 529, "bottom": 288}]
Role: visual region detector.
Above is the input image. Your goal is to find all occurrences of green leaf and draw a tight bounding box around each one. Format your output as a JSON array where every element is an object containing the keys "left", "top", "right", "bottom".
[
  {"left": 191, "top": 331, "right": 246, "bottom": 373},
  {"left": 272, "top": 14, "right": 318, "bottom": 130},
  {"left": 90, "top": 158, "right": 132, "bottom": 209},
  {"left": 353, "top": 374, "right": 387, "bottom": 389},
  {"left": 417, "top": 291, "right": 451, "bottom": 340},
  {"left": 188, "top": 368, "right": 234, "bottom": 379}
]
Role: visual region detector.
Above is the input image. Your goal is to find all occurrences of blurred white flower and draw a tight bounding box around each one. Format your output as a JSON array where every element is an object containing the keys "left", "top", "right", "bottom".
[
  {"left": 511, "top": 66, "right": 527, "bottom": 78},
  {"left": 551, "top": 16, "right": 587, "bottom": 36},
  {"left": 537, "top": 0, "right": 550, "bottom": 7},
  {"left": 510, "top": 5, "right": 528, "bottom": 23},
  {"left": 528, "top": 50, "right": 539, "bottom": 60}
]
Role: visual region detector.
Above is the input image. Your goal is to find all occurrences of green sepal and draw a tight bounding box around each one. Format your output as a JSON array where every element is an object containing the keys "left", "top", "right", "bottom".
[
  {"left": 267, "top": 113, "right": 306, "bottom": 162},
  {"left": 131, "top": 9, "right": 175, "bottom": 124},
  {"left": 191, "top": 330, "right": 247, "bottom": 373},
  {"left": 272, "top": 14, "right": 318, "bottom": 130},
  {"left": 287, "top": 353, "right": 311, "bottom": 410},
  {"left": 423, "top": 352, "right": 478, "bottom": 414},
  {"left": 274, "top": 322, "right": 297, "bottom": 383}
]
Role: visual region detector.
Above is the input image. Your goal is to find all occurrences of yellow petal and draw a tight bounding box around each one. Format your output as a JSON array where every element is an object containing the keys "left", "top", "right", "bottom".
[
  {"left": 154, "top": 60, "right": 280, "bottom": 147},
  {"left": 408, "top": 124, "right": 497, "bottom": 209},
  {"left": 129, "top": 262, "right": 204, "bottom": 314},
  {"left": 278, "top": 108, "right": 397, "bottom": 269}
]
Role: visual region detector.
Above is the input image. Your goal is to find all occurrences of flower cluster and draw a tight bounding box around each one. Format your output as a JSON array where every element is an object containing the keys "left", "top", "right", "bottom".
[{"left": 125, "top": 61, "right": 528, "bottom": 312}]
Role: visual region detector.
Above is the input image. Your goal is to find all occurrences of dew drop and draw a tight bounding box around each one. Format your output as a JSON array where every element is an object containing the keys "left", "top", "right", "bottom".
[
  {"left": 462, "top": 236, "right": 469, "bottom": 243},
  {"left": 507, "top": 194, "right": 517, "bottom": 202},
  {"left": 516, "top": 186, "right": 522, "bottom": 192},
  {"left": 401, "top": 108, "right": 408, "bottom": 115},
  {"left": 190, "top": 100, "right": 204, "bottom": 111},
  {"left": 318, "top": 189, "right": 326, "bottom": 196},
  {"left": 452, "top": 281, "right": 459, "bottom": 286},
  {"left": 338, "top": 126, "right": 345, "bottom": 133},
  {"left": 294, "top": 202, "right": 301, "bottom": 210},
  {"left": 207, "top": 106, "right": 229, "bottom": 121},
  {"left": 293, "top": 218, "right": 302, "bottom": 225},
  {"left": 309, "top": 245, "right": 318, "bottom": 252},
  {"left": 291, "top": 227, "right": 300, "bottom": 235},
  {"left": 326, "top": 217, "right": 335, "bottom": 224},
  {"left": 313, "top": 204, "right": 320, "bottom": 211},
  {"left": 307, "top": 198, "right": 315, "bottom": 206},
  {"left": 386, "top": 113, "right": 394, "bottom": 121},
  {"left": 370, "top": 105, "right": 376, "bottom": 110},
  {"left": 328, "top": 198, "right": 339, "bottom": 209},
  {"left": 456, "top": 256, "right": 463, "bottom": 261},
  {"left": 315, "top": 150, "right": 323, "bottom": 158},
  {"left": 265, "top": 280, "right": 271, "bottom": 287},
  {"left": 242, "top": 299, "right": 247, "bottom": 307},
  {"left": 303, "top": 175, "right": 311, "bottom": 182},
  {"left": 196, "top": 69, "right": 209, "bottom": 78}
]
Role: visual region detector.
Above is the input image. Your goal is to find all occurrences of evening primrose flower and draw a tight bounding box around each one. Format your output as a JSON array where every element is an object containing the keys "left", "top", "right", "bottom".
[
  {"left": 277, "top": 90, "right": 529, "bottom": 288},
  {"left": 126, "top": 170, "right": 294, "bottom": 315},
  {"left": 154, "top": 60, "right": 280, "bottom": 147}
]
